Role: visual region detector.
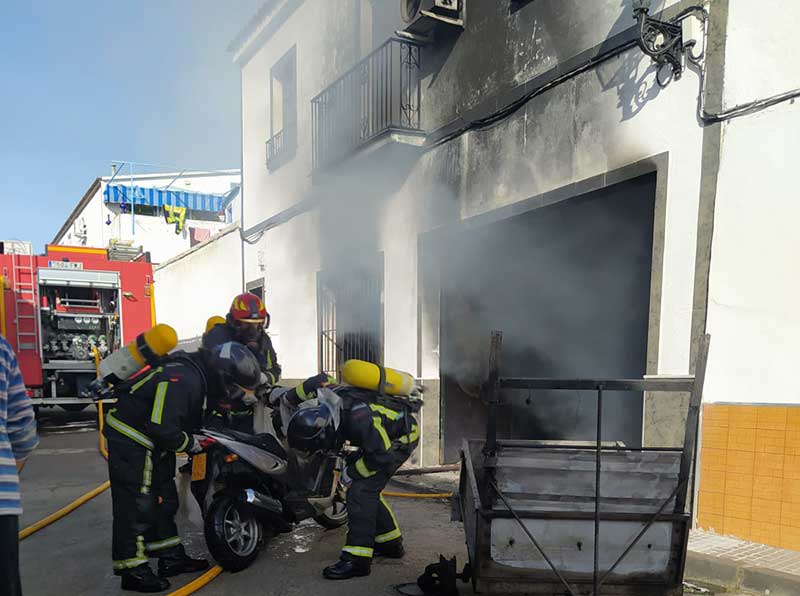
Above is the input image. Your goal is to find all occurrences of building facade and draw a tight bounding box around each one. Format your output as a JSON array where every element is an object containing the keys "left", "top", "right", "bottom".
[
  {"left": 53, "top": 169, "right": 241, "bottom": 265},
  {"left": 230, "top": 0, "right": 800, "bottom": 547}
]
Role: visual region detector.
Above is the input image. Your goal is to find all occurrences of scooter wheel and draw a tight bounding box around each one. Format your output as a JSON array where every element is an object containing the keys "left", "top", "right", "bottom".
[
  {"left": 313, "top": 480, "right": 349, "bottom": 529},
  {"left": 205, "top": 495, "right": 263, "bottom": 572}
]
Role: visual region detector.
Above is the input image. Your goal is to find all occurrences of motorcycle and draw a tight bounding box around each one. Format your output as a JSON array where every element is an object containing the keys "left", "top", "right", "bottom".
[{"left": 190, "top": 422, "right": 348, "bottom": 571}]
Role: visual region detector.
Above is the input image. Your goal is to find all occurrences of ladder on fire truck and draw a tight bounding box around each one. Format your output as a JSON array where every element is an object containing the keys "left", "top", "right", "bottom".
[{"left": 6, "top": 241, "right": 39, "bottom": 355}]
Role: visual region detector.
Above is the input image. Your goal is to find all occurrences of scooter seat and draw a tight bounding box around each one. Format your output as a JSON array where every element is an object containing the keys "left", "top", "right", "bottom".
[{"left": 223, "top": 429, "right": 288, "bottom": 460}]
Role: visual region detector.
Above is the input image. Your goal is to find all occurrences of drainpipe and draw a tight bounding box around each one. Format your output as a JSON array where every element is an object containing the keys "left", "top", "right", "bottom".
[{"left": 240, "top": 68, "right": 246, "bottom": 293}]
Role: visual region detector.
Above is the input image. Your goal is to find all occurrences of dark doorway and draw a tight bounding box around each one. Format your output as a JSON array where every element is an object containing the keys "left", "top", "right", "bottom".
[
  {"left": 438, "top": 174, "right": 657, "bottom": 461},
  {"left": 317, "top": 256, "right": 384, "bottom": 378}
]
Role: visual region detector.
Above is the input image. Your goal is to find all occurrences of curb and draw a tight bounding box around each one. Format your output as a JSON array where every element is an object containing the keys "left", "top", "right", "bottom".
[
  {"left": 686, "top": 551, "right": 800, "bottom": 595},
  {"left": 685, "top": 552, "right": 741, "bottom": 589},
  {"left": 741, "top": 566, "right": 800, "bottom": 596}
]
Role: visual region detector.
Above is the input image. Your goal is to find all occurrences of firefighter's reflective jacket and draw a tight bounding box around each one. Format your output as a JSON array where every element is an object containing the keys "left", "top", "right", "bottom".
[{"left": 104, "top": 352, "right": 206, "bottom": 452}]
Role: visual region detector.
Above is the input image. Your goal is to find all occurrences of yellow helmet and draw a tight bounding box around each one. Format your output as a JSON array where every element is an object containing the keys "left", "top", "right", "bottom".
[{"left": 205, "top": 315, "right": 226, "bottom": 334}]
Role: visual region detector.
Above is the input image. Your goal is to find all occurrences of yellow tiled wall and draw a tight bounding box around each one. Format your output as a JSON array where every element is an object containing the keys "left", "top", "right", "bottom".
[{"left": 698, "top": 404, "right": 800, "bottom": 550}]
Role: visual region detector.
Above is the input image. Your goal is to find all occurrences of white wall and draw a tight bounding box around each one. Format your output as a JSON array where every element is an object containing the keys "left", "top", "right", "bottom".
[
  {"left": 236, "top": 0, "right": 710, "bottom": 383},
  {"left": 239, "top": 0, "right": 797, "bottom": 401},
  {"left": 703, "top": 2, "right": 800, "bottom": 404},
  {"left": 56, "top": 171, "right": 241, "bottom": 265},
  {"left": 153, "top": 225, "right": 242, "bottom": 347},
  {"left": 239, "top": 0, "right": 359, "bottom": 379}
]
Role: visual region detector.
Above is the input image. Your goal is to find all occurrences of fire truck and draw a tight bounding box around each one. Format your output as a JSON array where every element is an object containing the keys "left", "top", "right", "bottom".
[{"left": 0, "top": 240, "right": 155, "bottom": 410}]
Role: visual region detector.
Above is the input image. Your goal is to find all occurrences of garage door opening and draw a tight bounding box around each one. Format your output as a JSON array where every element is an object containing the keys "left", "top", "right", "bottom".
[{"left": 437, "top": 174, "right": 657, "bottom": 461}]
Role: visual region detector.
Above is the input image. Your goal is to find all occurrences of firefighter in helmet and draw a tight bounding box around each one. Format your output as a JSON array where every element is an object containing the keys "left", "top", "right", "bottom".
[
  {"left": 286, "top": 383, "right": 419, "bottom": 580},
  {"left": 203, "top": 292, "right": 281, "bottom": 433},
  {"left": 104, "top": 341, "right": 261, "bottom": 592}
]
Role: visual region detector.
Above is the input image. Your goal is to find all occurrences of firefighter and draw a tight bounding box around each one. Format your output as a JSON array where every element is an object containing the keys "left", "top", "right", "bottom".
[
  {"left": 104, "top": 341, "right": 261, "bottom": 592},
  {"left": 203, "top": 293, "right": 281, "bottom": 433},
  {"left": 286, "top": 389, "right": 419, "bottom": 580}
]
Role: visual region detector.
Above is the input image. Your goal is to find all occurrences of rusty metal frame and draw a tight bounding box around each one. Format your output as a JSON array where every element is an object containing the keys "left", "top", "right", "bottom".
[{"left": 475, "top": 331, "right": 711, "bottom": 596}]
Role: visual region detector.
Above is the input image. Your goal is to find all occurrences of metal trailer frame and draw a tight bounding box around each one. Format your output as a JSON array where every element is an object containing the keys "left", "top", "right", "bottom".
[{"left": 458, "top": 331, "right": 710, "bottom": 596}]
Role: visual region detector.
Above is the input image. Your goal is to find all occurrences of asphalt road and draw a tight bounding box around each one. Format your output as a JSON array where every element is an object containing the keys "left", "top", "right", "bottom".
[{"left": 18, "top": 409, "right": 469, "bottom": 596}]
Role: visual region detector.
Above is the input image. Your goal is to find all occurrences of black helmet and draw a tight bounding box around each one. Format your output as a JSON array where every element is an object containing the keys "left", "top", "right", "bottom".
[
  {"left": 287, "top": 405, "right": 337, "bottom": 454},
  {"left": 206, "top": 341, "right": 261, "bottom": 390}
]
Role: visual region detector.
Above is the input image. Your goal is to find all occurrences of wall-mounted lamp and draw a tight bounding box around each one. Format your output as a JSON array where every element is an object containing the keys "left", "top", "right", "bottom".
[{"left": 633, "top": 0, "right": 685, "bottom": 85}]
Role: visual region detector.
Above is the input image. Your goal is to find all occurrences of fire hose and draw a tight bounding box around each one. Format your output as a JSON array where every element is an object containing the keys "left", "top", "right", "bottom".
[{"left": 17, "top": 403, "right": 112, "bottom": 541}]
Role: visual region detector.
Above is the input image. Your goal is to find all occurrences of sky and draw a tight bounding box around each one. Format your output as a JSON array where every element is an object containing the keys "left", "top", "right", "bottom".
[{"left": 0, "top": 0, "right": 264, "bottom": 251}]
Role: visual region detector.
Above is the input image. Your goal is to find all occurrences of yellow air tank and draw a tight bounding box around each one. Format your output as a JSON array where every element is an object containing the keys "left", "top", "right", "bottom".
[
  {"left": 98, "top": 324, "right": 178, "bottom": 384},
  {"left": 205, "top": 315, "right": 226, "bottom": 334},
  {"left": 341, "top": 359, "right": 415, "bottom": 396}
]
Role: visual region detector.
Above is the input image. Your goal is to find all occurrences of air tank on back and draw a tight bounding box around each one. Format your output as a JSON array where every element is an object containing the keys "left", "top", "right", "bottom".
[{"left": 98, "top": 323, "right": 178, "bottom": 384}]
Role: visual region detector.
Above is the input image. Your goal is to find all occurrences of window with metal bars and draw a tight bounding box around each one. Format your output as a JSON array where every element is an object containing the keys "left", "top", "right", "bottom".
[{"left": 317, "top": 258, "right": 383, "bottom": 378}]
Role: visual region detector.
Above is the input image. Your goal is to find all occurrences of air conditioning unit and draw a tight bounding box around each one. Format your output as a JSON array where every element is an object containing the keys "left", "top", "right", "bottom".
[{"left": 400, "top": 0, "right": 464, "bottom": 38}]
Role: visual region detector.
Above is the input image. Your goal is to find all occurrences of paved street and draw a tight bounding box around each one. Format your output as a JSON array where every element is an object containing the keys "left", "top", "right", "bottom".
[
  {"left": 18, "top": 411, "right": 469, "bottom": 596},
  {"left": 17, "top": 412, "right": 764, "bottom": 596}
]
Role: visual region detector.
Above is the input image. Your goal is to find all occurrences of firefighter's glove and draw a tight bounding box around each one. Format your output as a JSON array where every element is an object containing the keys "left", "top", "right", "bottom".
[
  {"left": 267, "top": 386, "right": 290, "bottom": 407},
  {"left": 256, "top": 384, "right": 273, "bottom": 403},
  {"left": 187, "top": 436, "right": 204, "bottom": 454},
  {"left": 345, "top": 451, "right": 360, "bottom": 468},
  {"left": 241, "top": 392, "right": 259, "bottom": 407},
  {"left": 341, "top": 466, "right": 353, "bottom": 488}
]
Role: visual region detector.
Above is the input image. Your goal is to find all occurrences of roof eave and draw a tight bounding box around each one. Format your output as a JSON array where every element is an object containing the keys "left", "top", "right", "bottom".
[
  {"left": 228, "top": 0, "right": 303, "bottom": 66},
  {"left": 51, "top": 177, "right": 102, "bottom": 244}
]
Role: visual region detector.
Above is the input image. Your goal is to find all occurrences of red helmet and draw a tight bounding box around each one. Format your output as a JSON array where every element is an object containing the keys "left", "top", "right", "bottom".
[{"left": 229, "top": 292, "right": 269, "bottom": 325}]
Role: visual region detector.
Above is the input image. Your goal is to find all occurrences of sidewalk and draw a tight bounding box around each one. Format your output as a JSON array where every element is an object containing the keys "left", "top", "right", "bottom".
[
  {"left": 391, "top": 473, "right": 800, "bottom": 595},
  {"left": 687, "top": 529, "right": 800, "bottom": 596}
]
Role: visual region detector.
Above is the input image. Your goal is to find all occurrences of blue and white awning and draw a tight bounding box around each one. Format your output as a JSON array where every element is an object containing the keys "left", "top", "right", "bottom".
[{"left": 104, "top": 184, "right": 226, "bottom": 212}]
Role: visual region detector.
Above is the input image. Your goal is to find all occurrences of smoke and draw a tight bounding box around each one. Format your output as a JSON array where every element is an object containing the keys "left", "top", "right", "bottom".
[
  {"left": 306, "top": 110, "right": 656, "bottom": 451},
  {"left": 267, "top": 0, "right": 662, "bottom": 454},
  {"left": 436, "top": 173, "right": 657, "bottom": 449}
]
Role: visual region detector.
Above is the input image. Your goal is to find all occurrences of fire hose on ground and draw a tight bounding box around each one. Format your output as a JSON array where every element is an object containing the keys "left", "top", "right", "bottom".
[{"left": 18, "top": 401, "right": 112, "bottom": 541}]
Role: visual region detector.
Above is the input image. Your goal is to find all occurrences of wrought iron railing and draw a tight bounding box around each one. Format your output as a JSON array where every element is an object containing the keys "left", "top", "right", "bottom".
[
  {"left": 265, "top": 123, "right": 296, "bottom": 171},
  {"left": 317, "top": 261, "right": 384, "bottom": 378},
  {"left": 311, "top": 38, "right": 422, "bottom": 172}
]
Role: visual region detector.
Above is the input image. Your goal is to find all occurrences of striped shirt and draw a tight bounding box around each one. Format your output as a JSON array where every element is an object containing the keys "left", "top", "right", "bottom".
[{"left": 0, "top": 335, "right": 39, "bottom": 515}]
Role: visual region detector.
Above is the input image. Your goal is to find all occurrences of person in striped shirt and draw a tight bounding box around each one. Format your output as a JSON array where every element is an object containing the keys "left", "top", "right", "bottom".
[{"left": 0, "top": 335, "right": 39, "bottom": 596}]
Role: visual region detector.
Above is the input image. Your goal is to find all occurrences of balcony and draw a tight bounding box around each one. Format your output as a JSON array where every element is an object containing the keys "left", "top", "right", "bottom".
[
  {"left": 265, "top": 122, "right": 297, "bottom": 171},
  {"left": 311, "top": 38, "right": 424, "bottom": 173}
]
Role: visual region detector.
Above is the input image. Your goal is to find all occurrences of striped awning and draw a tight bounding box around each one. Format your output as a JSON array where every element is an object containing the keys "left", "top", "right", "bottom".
[{"left": 104, "top": 184, "right": 226, "bottom": 212}]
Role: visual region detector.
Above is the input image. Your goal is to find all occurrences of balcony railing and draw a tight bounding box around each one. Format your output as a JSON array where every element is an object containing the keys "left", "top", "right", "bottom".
[
  {"left": 311, "top": 38, "right": 422, "bottom": 172},
  {"left": 265, "top": 122, "right": 297, "bottom": 171}
]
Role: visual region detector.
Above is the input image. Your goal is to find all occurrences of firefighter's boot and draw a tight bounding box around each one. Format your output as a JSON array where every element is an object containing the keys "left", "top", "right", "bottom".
[
  {"left": 120, "top": 564, "right": 170, "bottom": 593},
  {"left": 323, "top": 557, "right": 372, "bottom": 580},
  {"left": 374, "top": 538, "right": 405, "bottom": 559},
  {"left": 157, "top": 546, "right": 209, "bottom": 578}
]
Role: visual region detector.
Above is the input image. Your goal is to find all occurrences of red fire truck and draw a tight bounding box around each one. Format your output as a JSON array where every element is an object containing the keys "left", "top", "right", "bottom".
[{"left": 0, "top": 241, "right": 155, "bottom": 410}]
